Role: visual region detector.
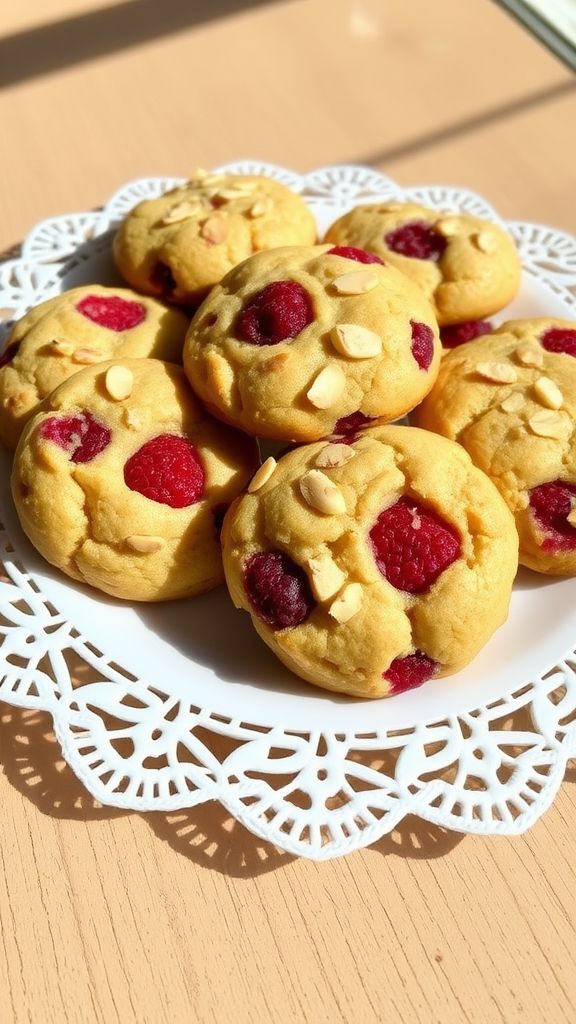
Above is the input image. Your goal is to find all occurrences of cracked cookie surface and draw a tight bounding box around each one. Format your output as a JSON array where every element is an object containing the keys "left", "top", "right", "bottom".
[
  {"left": 113, "top": 172, "right": 317, "bottom": 307},
  {"left": 12, "top": 358, "right": 258, "bottom": 601},
  {"left": 414, "top": 318, "right": 576, "bottom": 574},
  {"left": 0, "top": 285, "right": 188, "bottom": 450},
  {"left": 222, "top": 424, "right": 518, "bottom": 698},
  {"left": 183, "top": 245, "right": 441, "bottom": 442},
  {"left": 324, "top": 201, "right": 521, "bottom": 326}
]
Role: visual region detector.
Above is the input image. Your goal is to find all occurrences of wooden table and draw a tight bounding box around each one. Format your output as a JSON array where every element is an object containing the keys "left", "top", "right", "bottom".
[{"left": 1, "top": 2, "right": 575, "bottom": 1020}]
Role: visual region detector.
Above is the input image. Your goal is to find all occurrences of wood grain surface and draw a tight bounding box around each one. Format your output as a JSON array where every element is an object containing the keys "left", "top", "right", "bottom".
[{"left": 1, "top": 2, "right": 576, "bottom": 1021}]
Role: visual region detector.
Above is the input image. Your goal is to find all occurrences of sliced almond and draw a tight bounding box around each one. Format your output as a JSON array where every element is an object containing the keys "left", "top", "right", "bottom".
[
  {"left": 329, "top": 582, "right": 363, "bottom": 624},
  {"left": 201, "top": 214, "right": 229, "bottom": 244},
  {"left": 249, "top": 196, "right": 273, "bottom": 217},
  {"left": 299, "top": 470, "right": 346, "bottom": 515},
  {"left": 472, "top": 231, "right": 498, "bottom": 254},
  {"left": 567, "top": 508, "right": 576, "bottom": 528},
  {"left": 315, "top": 443, "right": 355, "bottom": 469},
  {"left": 248, "top": 457, "right": 277, "bottom": 493},
  {"left": 189, "top": 167, "right": 208, "bottom": 183},
  {"left": 72, "top": 347, "right": 103, "bottom": 365},
  {"left": 500, "top": 392, "right": 524, "bottom": 413},
  {"left": 123, "top": 407, "right": 142, "bottom": 430},
  {"left": 307, "top": 364, "right": 346, "bottom": 409},
  {"left": 262, "top": 351, "right": 290, "bottom": 373},
  {"left": 515, "top": 344, "right": 544, "bottom": 368},
  {"left": 476, "top": 361, "right": 518, "bottom": 384},
  {"left": 199, "top": 173, "right": 225, "bottom": 187},
  {"left": 330, "top": 323, "right": 382, "bottom": 359},
  {"left": 217, "top": 185, "right": 255, "bottom": 201},
  {"left": 126, "top": 535, "right": 165, "bottom": 554},
  {"left": 50, "top": 338, "right": 73, "bottom": 356},
  {"left": 534, "top": 376, "right": 563, "bottom": 410},
  {"left": 105, "top": 365, "right": 134, "bottom": 401},
  {"left": 162, "top": 200, "right": 202, "bottom": 224},
  {"left": 435, "top": 217, "right": 460, "bottom": 237},
  {"left": 332, "top": 270, "right": 380, "bottom": 295},
  {"left": 306, "top": 552, "right": 346, "bottom": 602},
  {"left": 528, "top": 410, "right": 568, "bottom": 439}
]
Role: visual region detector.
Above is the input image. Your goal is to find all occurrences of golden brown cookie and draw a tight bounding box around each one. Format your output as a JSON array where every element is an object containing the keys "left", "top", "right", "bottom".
[
  {"left": 12, "top": 359, "right": 258, "bottom": 601},
  {"left": 0, "top": 286, "right": 188, "bottom": 450},
  {"left": 414, "top": 318, "right": 576, "bottom": 574},
  {"left": 324, "top": 201, "right": 521, "bottom": 326},
  {"left": 113, "top": 171, "right": 317, "bottom": 307},
  {"left": 222, "top": 424, "right": 518, "bottom": 698},
  {"left": 183, "top": 245, "right": 441, "bottom": 442}
]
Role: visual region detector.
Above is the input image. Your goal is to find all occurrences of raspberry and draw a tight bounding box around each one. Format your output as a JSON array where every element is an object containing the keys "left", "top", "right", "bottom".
[
  {"left": 540, "top": 327, "right": 576, "bottom": 357},
  {"left": 384, "top": 652, "right": 438, "bottom": 694},
  {"left": 334, "top": 410, "right": 373, "bottom": 436},
  {"left": 244, "top": 550, "right": 314, "bottom": 629},
  {"left": 150, "top": 260, "right": 177, "bottom": 298},
  {"left": 76, "top": 294, "right": 146, "bottom": 331},
  {"left": 0, "top": 340, "right": 20, "bottom": 369},
  {"left": 440, "top": 320, "right": 492, "bottom": 349},
  {"left": 529, "top": 480, "right": 576, "bottom": 551},
  {"left": 411, "top": 321, "right": 434, "bottom": 370},
  {"left": 326, "top": 246, "right": 384, "bottom": 265},
  {"left": 370, "top": 496, "right": 460, "bottom": 592},
  {"left": 236, "top": 281, "right": 313, "bottom": 346},
  {"left": 40, "top": 412, "right": 111, "bottom": 463},
  {"left": 384, "top": 221, "right": 447, "bottom": 261},
  {"left": 124, "top": 435, "right": 205, "bottom": 508}
]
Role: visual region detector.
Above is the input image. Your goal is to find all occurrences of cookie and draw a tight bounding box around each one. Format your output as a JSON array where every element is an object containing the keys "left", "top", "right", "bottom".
[
  {"left": 222, "top": 424, "right": 518, "bottom": 698},
  {"left": 113, "top": 171, "right": 317, "bottom": 307},
  {"left": 12, "top": 359, "right": 258, "bottom": 601},
  {"left": 0, "top": 286, "right": 188, "bottom": 450},
  {"left": 324, "top": 202, "right": 521, "bottom": 326},
  {"left": 414, "top": 318, "right": 576, "bottom": 574},
  {"left": 183, "top": 245, "right": 441, "bottom": 442}
]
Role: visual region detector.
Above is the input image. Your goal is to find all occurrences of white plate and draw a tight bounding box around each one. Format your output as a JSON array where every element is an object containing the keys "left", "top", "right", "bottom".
[{"left": 1, "top": 162, "right": 576, "bottom": 860}]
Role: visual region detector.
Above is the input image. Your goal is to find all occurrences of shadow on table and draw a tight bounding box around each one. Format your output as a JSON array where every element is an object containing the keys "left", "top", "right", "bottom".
[
  {"left": 0, "top": 706, "right": 465, "bottom": 875},
  {"left": 0, "top": 0, "right": 285, "bottom": 89}
]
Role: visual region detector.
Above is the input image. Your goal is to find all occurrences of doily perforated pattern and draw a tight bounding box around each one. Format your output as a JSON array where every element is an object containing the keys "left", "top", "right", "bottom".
[{"left": 1, "top": 164, "right": 576, "bottom": 860}]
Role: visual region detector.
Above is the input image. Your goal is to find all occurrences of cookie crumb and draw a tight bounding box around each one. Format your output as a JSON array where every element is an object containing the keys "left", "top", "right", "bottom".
[
  {"left": 248, "top": 456, "right": 277, "bottom": 493},
  {"left": 315, "top": 443, "right": 355, "bottom": 469},
  {"left": 126, "top": 535, "right": 165, "bottom": 553},
  {"left": 568, "top": 508, "right": 576, "bottom": 528},
  {"left": 299, "top": 470, "right": 346, "bottom": 515},
  {"left": 329, "top": 582, "right": 363, "bottom": 623},
  {"left": 307, "top": 364, "right": 346, "bottom": 409},
  {"left": 534, "top": 376, "right": 563, "bottom": 410},
  {"left": 330, "top": 323, "right": 382, "bottom": 359},
  {"left": 332, "top": 270, "right": 379, "bottom": 295},
  {"left": 105, "top": 365, "right": 134, "bottom": 401},
  {"left": 476, "top": 361, "right": 517, "bottom": 384}
]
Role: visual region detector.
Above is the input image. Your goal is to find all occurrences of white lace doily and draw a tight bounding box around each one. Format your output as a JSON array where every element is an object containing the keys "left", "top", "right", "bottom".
[{"left": 1, "top": 162, "right": 576, "bottom": 861}]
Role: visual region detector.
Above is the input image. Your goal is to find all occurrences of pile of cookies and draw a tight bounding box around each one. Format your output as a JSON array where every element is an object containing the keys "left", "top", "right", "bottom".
[{"left": 3, "top": 169, "right": 575, "bottom": 699}]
